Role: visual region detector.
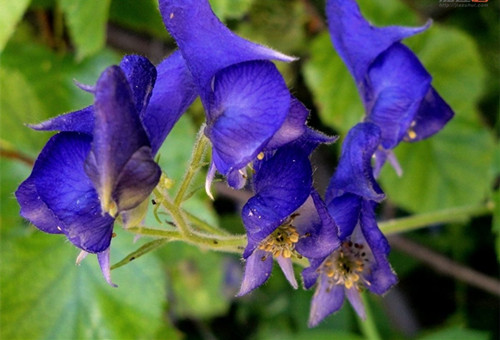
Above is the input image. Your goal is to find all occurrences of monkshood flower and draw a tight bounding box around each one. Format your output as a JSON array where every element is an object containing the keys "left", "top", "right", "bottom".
[
  {"left": 326, "top": 0, "right": 454, "bottom": 175},
  {"left": 238, "top": 141, "right": 340, "bottom": 296},
  {"left": 303, "top": 123, "right": 397, "bottom": 327},
  {"left": 15, "top": 53, "right": 197, "bottom": 285},
  {"left": 159, "top": 0, "right": 310, "bottom": 190}
]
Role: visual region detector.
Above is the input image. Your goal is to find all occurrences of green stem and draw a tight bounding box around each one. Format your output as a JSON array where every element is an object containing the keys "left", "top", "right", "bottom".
[
  {"left": 111, "top": 238, "right": 169, "bottom": 270},
  {"left": 127, "top": 226, "right": 246, "bottom": 253},
  {"left": 184, "top": 210, "right": 230, "bottom": 236},
  {"left": 380, "top": 202, "right": 494, "bottom": 235},
  {"left": 174, "top": 126, "right": 209, "bottom": 206},
  {"left": 357, "top": 293, "right": 382, "bottom": 340}
]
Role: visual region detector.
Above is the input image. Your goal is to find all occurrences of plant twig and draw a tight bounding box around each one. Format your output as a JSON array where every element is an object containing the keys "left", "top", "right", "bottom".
[{"left": 389, "top": 235, "right": 500, "bottom": 297}]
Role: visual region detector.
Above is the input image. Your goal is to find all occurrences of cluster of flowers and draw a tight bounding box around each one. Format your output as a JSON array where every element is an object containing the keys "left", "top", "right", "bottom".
[{"left": 16, "top": 0, "right": 453, "bottom": 326}]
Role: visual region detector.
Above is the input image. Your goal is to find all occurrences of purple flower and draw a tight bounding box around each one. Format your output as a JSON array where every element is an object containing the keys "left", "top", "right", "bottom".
[
  {"left": 15, "top": 53, "right": 197, "bottom": 285},
  {"left": 238, "top": 144, "right": 340, "bottom": 296},
  {"left": 159, "top": 0, "right": 311, "bottom": 189},
  {"left": 303, "top": 123, "right": 397, "bottom": 326},
  {"left": 326, "top": 0, "right": 454, "bottom": 175}
]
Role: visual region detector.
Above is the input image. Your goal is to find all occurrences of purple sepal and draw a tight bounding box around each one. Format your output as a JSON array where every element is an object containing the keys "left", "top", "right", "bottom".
[
  {"left": 206, "top": 60, "right": 290, "bottom": 175},
  {"left": 97, "top": 248, "right": 118, "bottom": 287},
  {"left": 326, "top": 123, "right": 384, "bottom": 202},
  {"left": 237, "top": 249, "right": 273, "bottom": 296},
  {"left": 242, "top": 146, "right": 312, "bottom": 258},
  {"left": 276, "top": 256, "right": 298, "bottom": 289},
  {"left": 308, "top": 278, "right": 345, "bottom": 328},
  {"left": 326, "top": 0, "right": 430, "bottom": 84},
  {"left": 142, "top": 51, "right": 198, "bottom": 155},
  {"left": 159, "top": 0, "right": 295, "bottom": 106},
  {"left": 294, "top": 191, "right": 340, "bottom": 259}
]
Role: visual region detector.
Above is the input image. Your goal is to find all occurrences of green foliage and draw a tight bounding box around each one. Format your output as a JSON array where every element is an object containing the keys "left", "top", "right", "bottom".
[
  {"left": 109, "top": 0, "right": 170, "bottom": 39},
  {"left": 58, "top": 0, "right": 111, "bottom": 60},
  {"left": 0, "top": 226, "right": 170, "bottom": 340},
  {"left": 0, "top": 0, "right": 30, "bottom": 52},
  {"left": 210, "top": 0, "right": 255, "bottom": 20}
]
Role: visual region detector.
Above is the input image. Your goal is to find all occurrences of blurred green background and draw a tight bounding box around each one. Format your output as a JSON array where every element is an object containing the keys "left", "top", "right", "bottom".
[{"left": 0, "top": 0, "right": 498, "bottom": 339}]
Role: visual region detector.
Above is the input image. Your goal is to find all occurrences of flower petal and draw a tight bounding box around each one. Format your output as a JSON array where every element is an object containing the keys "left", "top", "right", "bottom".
[
  {"left": 327, "top": 193, "right": 362, "bottom": 240},
  {"left": 301, "top": 258, "right": 324, "bottom": 289},
  {"left": 407, "top": 87, "right": 454, "bottom": 142},
  {"left": 308, "top": 279, "right": 345, "bottom": 327},
  {"left": 242, "top": 146, "right": 312, "bottom": 257},
  {"left": 119, "top": 55, "right": 157, "bottom": 116},
  {"left": 327, "top": 122, "right": 384, "bottom": 202},
  {"left": 276, "top": 256, "right": 298, "bottom": 289},
  {"left": 326, "top": 0, "right": 431, "bottom": 84},
  {"left": 112, "top": 146, "right": 161, "bottom": 211},
  {"left": 25, "top": 133, "right": 114, "bottom": 253},
  {"left": 206, "top": 61, "right": 290, "bottom": 174},
  {"left": 16, "top": 175, "right": 66, "bottom": 234},
  {"left": 142, "top": 50, "right": 198, "bottom": 154},
  {"left": 359, "top": 200, "right": 397, "bottom": 294},
  {"left": 97, "top": 248, "right": 118, "bottom": 287},
  {"left": 294, "top": 192, "right": 340, "bottom": 259},
  {"left": 237, "top": 249, "right": 273, "bottom": 296},
  {"left": 29, "top": 106, "right": 94, "bottom": 135},
  {"left": 84, "top": 66, "right": 150, "bottom": 214},
  {"left": 265, "top": 97, "right": 308, "bottom": 150},
  {"left": 366, "top": 43, "right": 432, "bottom": 149},
  {"left": 345, "top": 287, "right": 365, "bottom": 319},
  {"left": 159, "top": 0, "right": 295, "bottom": 105}
]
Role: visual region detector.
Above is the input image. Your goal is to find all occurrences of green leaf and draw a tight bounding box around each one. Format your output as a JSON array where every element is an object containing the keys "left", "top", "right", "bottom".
[
  {"left": 417, "top": 326, "right": 489, "bottom": 340},
  {"left": 162, "top": 243, "right": 231, "bottom": 319},
  {"left": 109, "top": 0, "right": 170, "bottom": 39},
  {"left": 209, "top": 0, "right": 254, "bottom": 20},
  {"left": 236, "top": 0, "right": 307, "bottom": 55},
  {"left": 0, "top": 42, "right": 120, "bottom": 156},
  {"left": 0, "top": 226, "right": 173, "bottom": 340},
  {"left": 302, "top": 31, "right": 363, "bottom": 135},
  {"left": 58, "top": 0, "right": 111, "bottom": 59},
  {"left": 0, "top": 0, "right": 30, "bottom": 52},
  {"left": 0, "top": 68, "right": 48, "bottom": 156}
]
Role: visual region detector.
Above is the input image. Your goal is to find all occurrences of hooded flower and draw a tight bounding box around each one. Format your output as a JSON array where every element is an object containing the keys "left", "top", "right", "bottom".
[
  {"left": 159, "top": 0, "right": 311, "bottom": 189},
  {"left": 303, "top": 123, "right": 397, "bottom": 327},
  {"left": 238, "top": 137, "right": 340, "bottom": 296},
  {"left": 15, "top": 53, "right": 197, "bottom": 285},
  {"left": 326, "top": 0, "right": 454, "bottom": 175}
]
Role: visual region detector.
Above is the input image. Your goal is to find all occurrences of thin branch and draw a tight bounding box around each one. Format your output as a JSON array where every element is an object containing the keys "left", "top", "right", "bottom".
[
  {"left": 0, "top": 148, "right": 34, "bottom": 166},
  {"left": 389, "top": 235, "right": 500, "bottom": 297}
]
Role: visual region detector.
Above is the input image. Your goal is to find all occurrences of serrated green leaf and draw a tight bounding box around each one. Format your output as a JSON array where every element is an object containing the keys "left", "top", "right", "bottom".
[
  {"left": 58, "top": 0, "right": 111, "bottom": 59},
  {"left": 0, "top": 225, "right": 172, "bottom": 340},
  {"left": 0, "top": 0, "right": 30, "bottom": 52}
]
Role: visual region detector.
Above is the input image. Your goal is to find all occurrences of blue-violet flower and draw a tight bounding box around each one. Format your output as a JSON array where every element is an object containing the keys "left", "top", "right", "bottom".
[
  {"left": 303, "top": 123, "right": 397, "bottom": 326},
  {"left": 326, "top": 0, "right": 454, "bottom": 175},
  {"left": 16, "top": 53, "right": 197, "bottom": 285}
]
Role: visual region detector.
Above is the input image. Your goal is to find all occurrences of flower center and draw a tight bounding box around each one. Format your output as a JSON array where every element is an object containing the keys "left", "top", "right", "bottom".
[
  {"left": 258, "top": 215, "right": 300, "bottom": 258},
  {"left": 320, "top": 241, "right": 371, "bottom": 291}
]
